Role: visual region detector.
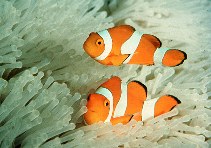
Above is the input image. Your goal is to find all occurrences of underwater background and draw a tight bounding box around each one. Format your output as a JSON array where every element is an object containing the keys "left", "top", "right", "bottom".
[{"left": 0, "top": 0, "right": 210, "bottom": 147}]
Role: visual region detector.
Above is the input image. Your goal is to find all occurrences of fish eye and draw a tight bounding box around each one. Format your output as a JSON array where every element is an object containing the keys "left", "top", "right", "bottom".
[
  {"left": 106, "top": 102, "right": 109, "bottom": 106},
  {"left": 104, "top": 100, "right": 109, "bottom": 107},
  {"left": 96, "top": 39, "right": 103, "bottom": 46}
]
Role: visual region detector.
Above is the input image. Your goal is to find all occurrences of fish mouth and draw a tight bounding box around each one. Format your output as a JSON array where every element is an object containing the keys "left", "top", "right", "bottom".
[
  {"left": 83, "top": 44, "right": 96, "bottom": 57},
  {"left": 83, "top": 44, "right": 92, "bottom": 54},
  {"left": 83, "top": 43, "right": 88, "bottom": 51}
]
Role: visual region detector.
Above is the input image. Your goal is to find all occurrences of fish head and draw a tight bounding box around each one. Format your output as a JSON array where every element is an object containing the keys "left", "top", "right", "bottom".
[
  {"left": 84, "top": 93, "right": 110, "bottom": 125},
  {"left": 83, "top": 32, "right": 105, "bottom": 58}
]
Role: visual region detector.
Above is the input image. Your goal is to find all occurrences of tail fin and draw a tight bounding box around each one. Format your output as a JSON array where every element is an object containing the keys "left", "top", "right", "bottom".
[
  {"left": 168, "top": 95, "right": 181, "bottom": 105},
  {"left": 154, "top": 95, "right": 181, "bottom": 117},
  {"left": 162, "top": 49, "right": 187, "bottom": 67}
]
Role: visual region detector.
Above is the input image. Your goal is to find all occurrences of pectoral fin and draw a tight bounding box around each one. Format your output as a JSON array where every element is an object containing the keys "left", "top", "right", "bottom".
[{"left": 110, "top": 55, "right": 129, "bottom": 66}]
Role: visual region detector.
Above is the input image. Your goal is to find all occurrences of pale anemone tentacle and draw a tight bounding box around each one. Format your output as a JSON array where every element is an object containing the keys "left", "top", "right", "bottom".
[
  {"left": 142, "top": 97, "right": 159, "bottom": 121},
  {"left": 121, "top": 31, "right": 144, "bottom": 64},
  {"left": 95, "top": 87, "right": 113, "bottom": 122},
  {"left": 95, "top": 30, "right": 113, "bottom": 61},
  {"left": 153, "top": 48, "right": 171, "bottom": 65}
]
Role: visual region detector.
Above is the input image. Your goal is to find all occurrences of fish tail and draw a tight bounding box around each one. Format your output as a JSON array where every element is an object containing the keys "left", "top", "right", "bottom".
[
  {"left": 154, "top": 95, "right": 181, "bottom": 116},
  {"left": 160, "top": 48, "right": 187, "bottom": 67}
]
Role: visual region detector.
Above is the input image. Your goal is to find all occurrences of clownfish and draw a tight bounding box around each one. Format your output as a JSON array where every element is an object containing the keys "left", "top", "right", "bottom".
[
  {"left": 84, "top": 76, "right": 181, "bottom": 125},
  {"left": 83, "top": 25, "right": 187, "bottom": 66}
]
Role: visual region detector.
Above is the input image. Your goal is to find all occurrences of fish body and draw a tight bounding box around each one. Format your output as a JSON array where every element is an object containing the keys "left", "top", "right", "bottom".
[
  {"left": 83, "top": 25, "right": 187, "bottom": 66},
  {"left": 84, "top": 76, "right": 181, "bottom": 125}
]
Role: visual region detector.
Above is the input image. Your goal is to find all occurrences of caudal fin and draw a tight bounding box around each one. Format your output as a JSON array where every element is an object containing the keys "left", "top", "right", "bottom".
[
  {"left": 154, "top": 95, "right": 181, "bottom": 117},
  {"left": 162, "top": 49, "right": 187, "bottom": 67}
]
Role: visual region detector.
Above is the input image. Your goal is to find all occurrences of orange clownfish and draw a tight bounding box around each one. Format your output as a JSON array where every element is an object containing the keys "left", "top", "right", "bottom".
[
  {"left": 83, "top": 25, "right": 187, "bottom": 66},
  {"left": 83, "top": 76, "right": 181, "bottom": 125}
]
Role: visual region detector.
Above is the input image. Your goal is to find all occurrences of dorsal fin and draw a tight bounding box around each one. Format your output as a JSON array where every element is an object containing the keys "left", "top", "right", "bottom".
[
  {"left": 101, "top": 76, "right": 121, "bottom": 88},
  {"left": 143, "top": 34, "right": 162, "bottom": 48},
  {"left": 127, "top": 81, "right": 147, "bottom": 102},
  {"left": 109, "top": 25, "right": 135, "bottom": 33}
]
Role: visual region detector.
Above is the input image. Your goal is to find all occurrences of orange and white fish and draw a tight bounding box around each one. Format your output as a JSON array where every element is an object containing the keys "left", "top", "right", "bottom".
[
  {"left": 83, "top": 25, "right": 187, "bottom": 67},
  {"left": 84, "top": 76, "right": 181, "bottom": 125}
]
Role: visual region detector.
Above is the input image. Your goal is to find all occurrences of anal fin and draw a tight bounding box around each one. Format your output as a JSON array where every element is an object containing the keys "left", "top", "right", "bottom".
[{"left": 110, "top": 115, "right": 133, "bottom": 125}]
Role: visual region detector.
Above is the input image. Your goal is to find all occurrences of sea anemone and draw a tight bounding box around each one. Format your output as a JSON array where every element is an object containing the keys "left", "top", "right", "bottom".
[{"left": 0, "top": 0, "right": 210, "bottom": 147}]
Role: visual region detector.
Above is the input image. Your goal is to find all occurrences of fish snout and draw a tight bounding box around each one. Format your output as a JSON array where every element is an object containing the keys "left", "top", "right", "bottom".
[
  {"left": 87, "top": 95, "right": 91, "bottom": 101},
  {"left": 86, "top": 94, "right": 96, "bottom": 103},
  {"left": 86, "top": 94, "right": 95, "bottom": 106}
]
